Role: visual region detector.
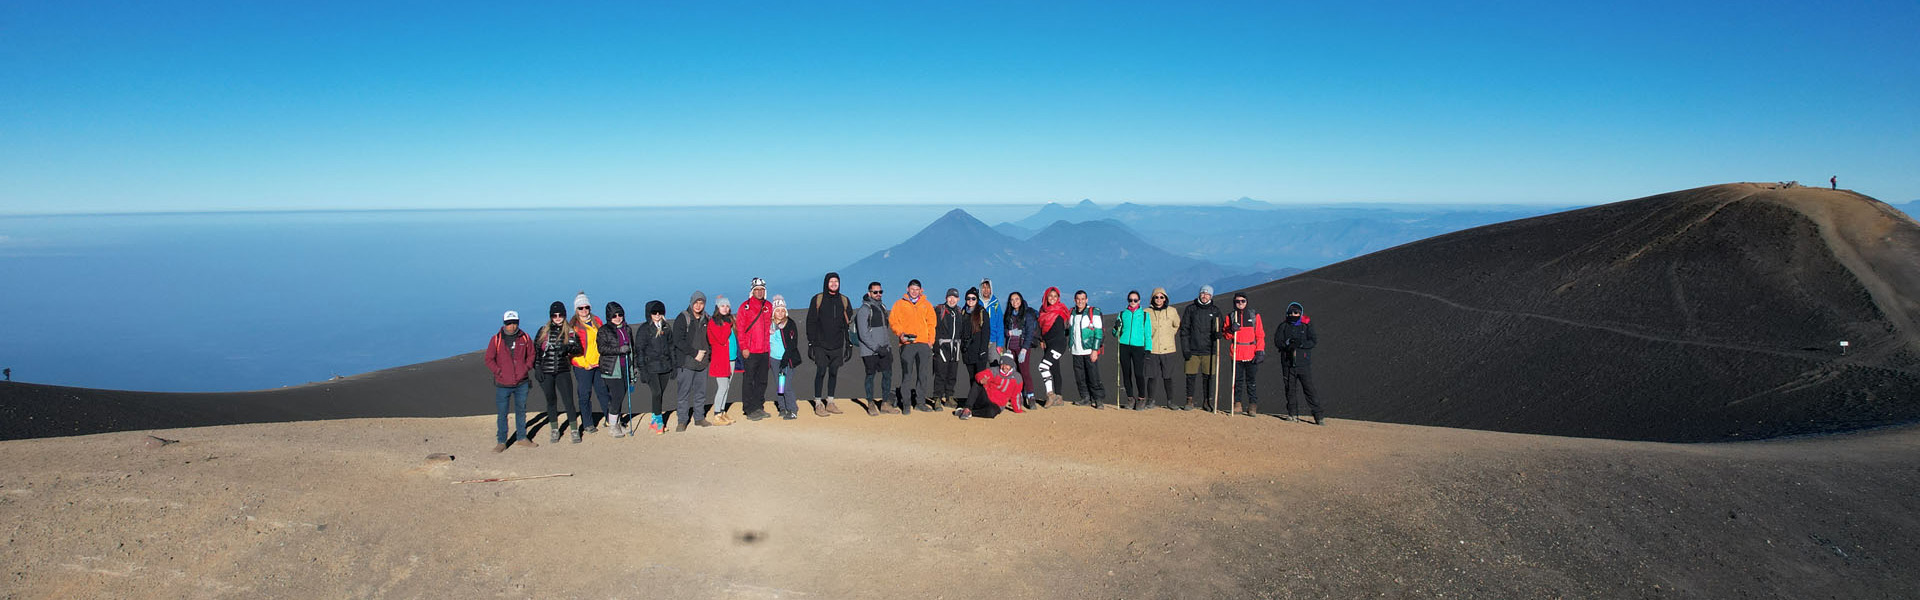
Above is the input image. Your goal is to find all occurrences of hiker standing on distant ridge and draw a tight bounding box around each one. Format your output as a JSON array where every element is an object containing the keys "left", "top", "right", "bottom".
[
  {"left": 632, "top": 300, "right": 675, "bottom": 435},
  {"left": 569, "top": 293, "right": 610, "bottom": 441},
  {"left": 1179, "top": 285, "right": 1223, "bottom": 411},
  {"left": 806, "top": 272, "right": 852, "bottom": 417},
  {"left": 596, "top": 301, "right": 636, "bottom": 438},
  {"left": 1831, "top": 175, "right": 1838, "bottom": 190},
  {"left": 533, "top": 301, "right": 581, "bottom": 442},
  {"left": 855, "top": 281, "right": 897, "bottom": 415},
  {"left": 486, "top": 310, "right": 537, "bottom": 452},
  {"left": 1113, "top": 290, "right": 1151, "bottom": 411},
  {"left": 892, "top": 279, "right": 938, "bottom": 413},
  {"left": 1144, "top": 288, "right": 1183, "bottom": 410},
  {"left": 671, "top": 291, "right": 715, "bottom": 431},
  {"left": 769, "top": 296, "right": 805, "bottom": 420},
  {"left": 1068, "top": 290, "right": 1107, "bottom": 409},
  {"left": 1275, "top": 302, "right": 1323, "bottom": 425},
  {"left": 1002, "top": 291, "right": 1040, "bottom": 410},
  {"left": 1034, "top": 287, "right": 1072, "bottom": 408},
  {"left": 932, "top": 288, "right": 966, "bottom": 409},
  {"left": 706, "top": 295, "right": 740, "bottom": 425},
  {"left": 737, "top": 278, "right": 776, "bottom": 422},
  {"left": 1224, "top": 292, "right": 1266, "bottom": 417}
]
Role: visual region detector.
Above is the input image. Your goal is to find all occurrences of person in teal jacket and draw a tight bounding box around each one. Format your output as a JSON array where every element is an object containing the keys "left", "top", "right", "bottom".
[{"left": 1112, "top": 290, "right": 1152, "bottom": 410}]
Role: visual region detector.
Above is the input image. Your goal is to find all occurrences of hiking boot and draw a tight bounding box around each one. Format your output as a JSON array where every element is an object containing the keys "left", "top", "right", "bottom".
[
  {"left": 713, "top": 413, "right": 734, "bottom": 426},
  {"left": 1278, "top": 414, "right": 1297, "bottom": 422},
  {"left": 813, "top": 402, "right": 831, "bottom": 417},
  {"left": 694, "top": 418, "right": 713, "bottom": 428},
  {"left": 514, "top": 439, "right": 539, "bottom": 449},
  {"left": 824, "top": 399, "right": 845, "bottom": 415},
  {"left": 1091, "top": 400, "right": 1103, "bottom": 410},
  {"left": 549, "top": 428, "right": 562, "bottom": 443},
  {"left": 954, "top": 408, "right": 971, "bottom": 420},
  {"left": 781, "top": 411, "right": 797, "bottom": 421},
  {"left": 1243, "top": 403, "right": 1258, "bottom": 417},
  {"left": 745, "top": 410, "right": 771, "bottom": 422},
  {"left": 864, "top": 401, "right": 880, "bottom": 416},
  {"left": 492, "top": 443, "right": 509, "bottom": 453},
  {"left": 584, "top": 426, "right": 598, "bottom": 434},
  {"left": 571, "top": 430, "right": 583, "bottom": 443},
  {"left": 1311, "top": 416, "right": 1326, "bottom": 426},
  {"left": 675, "top": 420, "right": 689, "bottom": 432},
  {"left": 879, "top": 402, "right": 901, "bottom": 415},
  {"left": 610, "top": 422, "right": 626, "bottom": 438}
]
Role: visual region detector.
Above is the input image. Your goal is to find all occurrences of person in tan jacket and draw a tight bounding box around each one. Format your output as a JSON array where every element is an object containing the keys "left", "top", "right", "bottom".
[
  {"left": 890, "top": 279, "right": 939, "bottom": 413},
  {"left": 1143, "top": 287, "right": 1183, "bottom": 410}
]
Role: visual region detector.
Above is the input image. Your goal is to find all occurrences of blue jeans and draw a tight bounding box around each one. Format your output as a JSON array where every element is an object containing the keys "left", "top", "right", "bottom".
[{"left": 496, "top": 382, "right": 530, "bottom": 443}]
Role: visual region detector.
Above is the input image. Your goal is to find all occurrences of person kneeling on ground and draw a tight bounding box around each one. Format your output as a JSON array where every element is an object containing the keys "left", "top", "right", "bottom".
[
  {"left": 486, "top": 310, "right": 538, "bottom": 451},
  {"left": 955, "top": 352, "right": 1026, "bottom": 420}
]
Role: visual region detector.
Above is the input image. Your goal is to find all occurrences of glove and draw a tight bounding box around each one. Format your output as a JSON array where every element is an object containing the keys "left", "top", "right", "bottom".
[{"left": 1253, "top": 350, "right": 1265, "bottom": 364}]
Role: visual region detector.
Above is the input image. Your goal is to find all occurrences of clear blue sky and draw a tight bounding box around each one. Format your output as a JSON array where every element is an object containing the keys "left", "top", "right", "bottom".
[{"left": 3, "top": 0, "right": 1916, "bottom": 213}]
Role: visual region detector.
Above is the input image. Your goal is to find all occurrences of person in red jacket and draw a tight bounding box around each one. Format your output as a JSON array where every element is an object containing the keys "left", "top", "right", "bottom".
[
  {"left": 735, "top": 277, "right": 775, "bottom": 421},
  {"left": 706, "top": 295, "right": 738, "bottom": 426},
  {"left": 485, "top": 310, "right": 538, "bottom": 452},
  {"left": 1223, "top": 292, "right": 1267, "bottom": 416},
  {"left": 955, "top": 351, "right": 1026, "bottom": 420}
]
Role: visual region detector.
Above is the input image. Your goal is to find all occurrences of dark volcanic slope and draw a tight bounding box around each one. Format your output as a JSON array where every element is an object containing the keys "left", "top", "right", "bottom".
[{"left": 1242, "top": 183, "right": 1920, "bottom": 441}]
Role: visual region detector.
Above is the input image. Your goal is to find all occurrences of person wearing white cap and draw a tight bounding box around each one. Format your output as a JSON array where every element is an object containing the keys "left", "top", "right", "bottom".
[
  {"left": 736, "top": 277, "right": 776, "bottom": 421},
  {"left": 485, "top": 310, "right": 537, "bottom": 452}
]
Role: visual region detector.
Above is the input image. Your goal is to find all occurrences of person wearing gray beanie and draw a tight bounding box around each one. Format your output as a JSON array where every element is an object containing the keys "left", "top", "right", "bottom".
[
  {"left": 670, "top": 291, "right": 714, "bottom": 431},
  {"left": 955, "top": 350, "right": 1025, "bottom": 420}
]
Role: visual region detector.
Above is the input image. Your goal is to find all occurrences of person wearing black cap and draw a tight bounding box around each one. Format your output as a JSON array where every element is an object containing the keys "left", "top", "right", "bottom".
[
  {"left": 633, "top": 300, "right": 676, "bottom": 435},
  {"left": 806, "top": 272, "right": 852, "bottom": 416},
  {"left": 533, "top": 301, "right": 582, "bottom": 442},
  {"left": 597, "top": 301, "right": 636, "bottom": 438},
  {"left": 931, "top": 287, "right": 965, "bottom": 409},
  {"left": 1275, "top": 301, "right": 1322, "bottom": 425},
  {"left": 486, "top": 310, "right": 537, "bottom": 452}
]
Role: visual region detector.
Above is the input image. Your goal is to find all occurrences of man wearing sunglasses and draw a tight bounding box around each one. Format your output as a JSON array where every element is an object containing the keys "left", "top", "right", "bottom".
[{"left": 854, "top": 282, "right": 896, "bottom": 415}]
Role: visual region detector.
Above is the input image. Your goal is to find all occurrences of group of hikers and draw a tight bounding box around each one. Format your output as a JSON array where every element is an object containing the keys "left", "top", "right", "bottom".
[{"left": 483, "top": 273, "right": 1322, "bottom": 451}]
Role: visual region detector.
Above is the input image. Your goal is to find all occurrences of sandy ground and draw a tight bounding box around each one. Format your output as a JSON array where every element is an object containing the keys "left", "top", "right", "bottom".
[{"left": 3, "top": 404, "right": 1917, "bottom": 600}]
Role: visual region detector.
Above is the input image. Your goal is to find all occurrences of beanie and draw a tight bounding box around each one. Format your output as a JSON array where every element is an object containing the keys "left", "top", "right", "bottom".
[
  {"left": 605, "top": 301, "right": 624, "bottom": 320},
  {"left": 574, "top": 291, "right": 591, "bottom": 309},
  {"left": 646, "top": 300, "right": 667, "bottom": 316},
  {"left": 549, "top": 301, "right": 566, "bottom": 317}
]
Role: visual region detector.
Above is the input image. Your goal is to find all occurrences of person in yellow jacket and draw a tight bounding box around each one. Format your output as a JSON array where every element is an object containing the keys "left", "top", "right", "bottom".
[
  {"left": 568, "top": 291, "right": 608, "bottom": 442},
  {"left": 1143, "top": 287, "right": 1183, "bottom": 410},
  {"left": 890, "top": 279, "right": 938, "bottom": 413}
]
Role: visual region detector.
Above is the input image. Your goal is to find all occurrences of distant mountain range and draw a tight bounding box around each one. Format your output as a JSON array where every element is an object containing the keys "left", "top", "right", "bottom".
[
  {"left": 1004, "top": 198, "right": 1576, "bottom": 271},
  {"left": 840, "top": 209, "right": 1261, "bottom": 307}
]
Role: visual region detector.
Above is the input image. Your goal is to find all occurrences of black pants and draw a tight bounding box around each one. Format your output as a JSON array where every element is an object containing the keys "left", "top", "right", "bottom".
[
  {"left": 741, "top": 354, "right": 771, "bottom": 414},
  {"left": 966, "top": 380, "right": 1003, "bottom": 419},
  {"left": 1283, "top": 368, "right": 1320, "bottom": 418},
  {"left": 1072, "top": 354, "right": 1105, "bottom": 405},
  {"left": 1145, "top": 353, "right": 1181, "bottom": 408},
  {"left": 1187, "top": 372, "right": 1215, "bottom": 408},
  {"left": 1233, "top": 360, "right": 1258, "bottom": 409},
  {"left": 535, "top": 369, "right": 576, "bottom": 432},
  {"left": 1117, "top": 344, "right": 1146, "bottom": 399},
  {"left": 932, "top": 347, "right": 961, "bottom": 399},
  {"left": 811, "top": 347, "right": 845, "bottom": 398},
  {"left": 862, "top": 353, "right": 893, "bottom": 402},
  {"left": 640, "top": 369, "right": 670, "bottom": 414}
]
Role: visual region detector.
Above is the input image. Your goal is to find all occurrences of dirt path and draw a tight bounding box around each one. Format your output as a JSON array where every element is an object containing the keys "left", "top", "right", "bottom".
[{"left": 2, "top": 407, "right": 1916, "bottom": 599}]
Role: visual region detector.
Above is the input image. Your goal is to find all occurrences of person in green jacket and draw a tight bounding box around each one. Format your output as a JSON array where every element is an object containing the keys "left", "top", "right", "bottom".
[{"left": 1112, "top": 290, "right": 1152, "bottom": 411}]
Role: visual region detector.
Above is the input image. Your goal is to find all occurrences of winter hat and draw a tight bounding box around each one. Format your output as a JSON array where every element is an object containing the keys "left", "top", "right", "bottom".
[
  {"left": 689, "top": 290, "right": 706, "bottom": 307},
  {"left": 999, "top": 351, "right": 1016, "bottom": 365},
  {"left": 751, "top": 277, "right": 767, "bottom": 289},
  {"left": 605, "top": 301, "right": 624, "bottom": 320},
  {"left": 946, "top": 287, "right": 960, "bottom": 299},
  {"left": 714, "top": 294, "right": 731, "bottom": 310},
  {"left": 771, "top": 295, "right": 787, "bottom": 311},
  {"left": 1199, "top": 285, "right": 1215, "bottom": 296},
  {"left": 1287, "top": 302, "right": 1303, "bottom": 314},
  {"left": 548, "top": 301, "right": 567, "bottom": 317},
  {"left": 1233, "top": 292, "right": 1248, "bottom": 302},
  {"left": 965, "top": 287, "right": 979, "bottom": 300},
  {"left": 502, "top": 310, "right": 520, "bottom": 324},
  {"left": 574, "top": 291, "right": 591, "bottom": 309},
  {"left": 646, "top": 300, "right": 666, "bottom": 316}
]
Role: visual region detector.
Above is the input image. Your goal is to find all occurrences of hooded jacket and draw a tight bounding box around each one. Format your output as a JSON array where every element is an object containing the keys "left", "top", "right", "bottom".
[
  {"left": 855, "top": 294, "right": 893, "bottom": 357},
  {"left": 961, "top": 300, "right": 992, "bottom": 366},
  {"left": 981, "top": 289, "right": 1004, "bottom": 348},
  {"left": 976, "top": 364, "right": 1025, "bottom": 410},
  {"left": 1179, "top": 296, "right": 1222, "bottom": 357},
  {"left": 708, "top": 310, "right": 736, "bottom": 378},
  {"left": 633, "top": 300, "right": 677, "bottom": 375},
  {"left": 890, "top": 292, "right": 937, "bottom": 345},
  {"left": 807, "top": 273, "right": 853, "bottom": 353},
  {"left": 486, "top": 326, "right": 535, "bottom": 387},
  {"left": 1114, "top": 300, "right": 1151, "bottom": 350},
  {"left": 1224, "top": 302, "right": 1266, "bottom": 362},
  {"left": 1146, "top": 287, "right": 1182, "bottom": 356},
  {"left": 1002, "top": 299, "right": 1039, "bottom": 352},
  {"left": 1274, "top": 302, "right": 1316, "bottom": 370},
  {"left": 597, "top": 302, "right": 634, "bottom": 377},
  {"left": 672, "top": 291, "right": 711, "bottom": 372},
  {"left": 738, "top": 294, "right": 774, "bottom": 355}
]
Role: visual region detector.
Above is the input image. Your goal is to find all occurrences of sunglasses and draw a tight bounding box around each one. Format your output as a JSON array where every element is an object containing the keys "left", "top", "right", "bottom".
[
  {"left": 1235, "top": 299, "right": 1247, "bottom": 304},
  {"left": 576, "top": 306, "right": 590, "bottom": 311}
]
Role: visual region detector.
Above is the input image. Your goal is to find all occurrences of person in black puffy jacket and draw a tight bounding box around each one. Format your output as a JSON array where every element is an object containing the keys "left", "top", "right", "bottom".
[
  {"left": 596, "top": 301, "right": 636, "bottom": 437},
  {"left": 532, "top": 301, "right": 582, "bottom": 442},
  {"left": 632, "top": 300, "right": 676, "bottom": 434}
]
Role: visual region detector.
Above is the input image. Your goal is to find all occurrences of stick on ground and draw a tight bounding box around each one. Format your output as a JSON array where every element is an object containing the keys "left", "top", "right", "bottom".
[{"left": 452, "top": 473, "right": 573, "bottom": 485}]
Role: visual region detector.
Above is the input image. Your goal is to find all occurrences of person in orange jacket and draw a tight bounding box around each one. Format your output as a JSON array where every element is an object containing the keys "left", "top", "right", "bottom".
[
  {"left": 1223, "top": 292, "right": 1267, "bottom": 416},
  {"left": 890, "top": 279, "right": 938, "bottom": 413}
]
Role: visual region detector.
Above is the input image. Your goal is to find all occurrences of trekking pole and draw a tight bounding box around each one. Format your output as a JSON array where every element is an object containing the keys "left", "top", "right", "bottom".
[{"left": 1222, "top": 334, "right": 1235, "bottom": 416}]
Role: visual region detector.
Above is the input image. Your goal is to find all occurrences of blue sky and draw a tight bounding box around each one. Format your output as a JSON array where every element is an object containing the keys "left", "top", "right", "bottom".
[{"left": 3, "top": 0, "right": 1915, "bottom": 214}]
